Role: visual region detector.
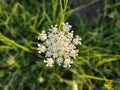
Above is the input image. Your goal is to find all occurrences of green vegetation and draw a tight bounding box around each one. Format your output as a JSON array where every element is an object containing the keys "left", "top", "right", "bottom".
[{"left": 0, "top": 0, "right": 120, "bottom": 90}]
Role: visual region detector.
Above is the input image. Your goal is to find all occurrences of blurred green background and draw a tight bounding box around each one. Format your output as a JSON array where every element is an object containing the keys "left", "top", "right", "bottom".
[{"left": 0, "top": 0, "right": 120, "bottom": 90}]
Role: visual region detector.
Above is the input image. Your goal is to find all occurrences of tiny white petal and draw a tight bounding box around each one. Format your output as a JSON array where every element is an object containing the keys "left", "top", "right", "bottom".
[{"left": 38, "top": 44, "right": 41, "bottom": 47}]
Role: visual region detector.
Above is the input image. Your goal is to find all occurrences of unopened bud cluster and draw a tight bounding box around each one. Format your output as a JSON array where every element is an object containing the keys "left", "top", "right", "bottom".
[{"left": 37, "top": 22, "right": 81, "bottom": 67}]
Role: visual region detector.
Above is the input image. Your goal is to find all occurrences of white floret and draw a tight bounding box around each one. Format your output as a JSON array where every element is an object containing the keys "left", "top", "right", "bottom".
[
  {"left": 37, "top": 44, "right": 46, "bottom": 54},
  {"left": 38, "top": 31, "right": 47, "bottom": 41},
  {"left": 56, "top": 57, "right": 63, "bottom": 66},
  {"left": 62, "top": 22, "right": 72, "bottom": 32},
  {"left": 63, "top": 58, "right": 73, "bottom": 68},
  {"left": 44, "top": 58, "right": 54, "bottom": 67},
  {"left": 73, "top": 35, "right": 82, "bottom": 45}
]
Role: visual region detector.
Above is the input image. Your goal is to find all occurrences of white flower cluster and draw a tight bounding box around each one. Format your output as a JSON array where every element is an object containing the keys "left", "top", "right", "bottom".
[{"left": 37, "top": 22, "right": 81, "bottom": 68}]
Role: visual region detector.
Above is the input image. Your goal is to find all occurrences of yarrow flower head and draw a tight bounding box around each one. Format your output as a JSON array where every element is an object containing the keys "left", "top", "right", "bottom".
[{"left": 37, "top": 22, "right": 82, "bottom": 68}]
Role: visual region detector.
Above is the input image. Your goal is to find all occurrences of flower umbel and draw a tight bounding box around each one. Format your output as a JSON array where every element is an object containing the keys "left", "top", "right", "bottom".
[{"left": 37, "top": 22, "right": 82, "bottom": 67}]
